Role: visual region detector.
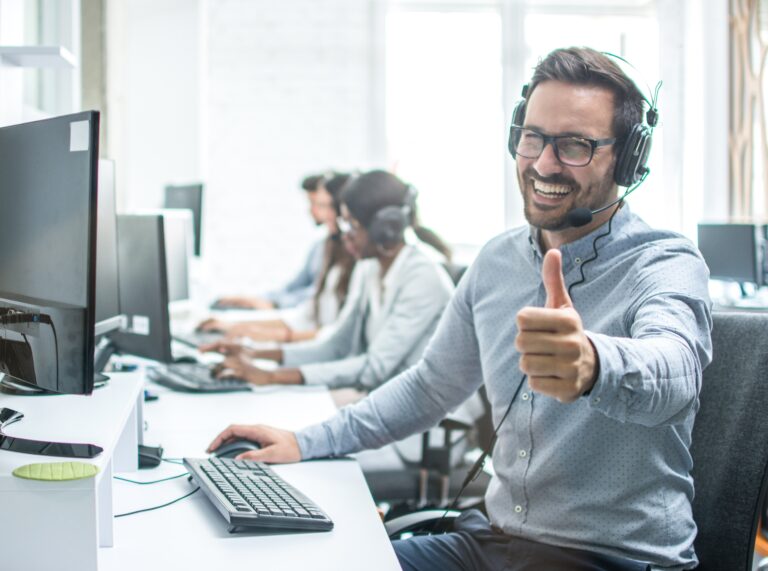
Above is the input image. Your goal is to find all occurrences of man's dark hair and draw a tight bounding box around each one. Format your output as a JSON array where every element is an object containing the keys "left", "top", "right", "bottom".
[
  {"left": 526, "top": 47, "right": 645, "bottom": 141},
  {"left": 301, "top": 173, "right": 324, "bottom": 192}
]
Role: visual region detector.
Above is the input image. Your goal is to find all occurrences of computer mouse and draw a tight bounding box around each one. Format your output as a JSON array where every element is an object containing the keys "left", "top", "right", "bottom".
[
  {"left": 212, "top": 439, "right": 262, "bottom": 459},
  {"left": 174, "top": 355, "right": 198, "bottom": 364}
]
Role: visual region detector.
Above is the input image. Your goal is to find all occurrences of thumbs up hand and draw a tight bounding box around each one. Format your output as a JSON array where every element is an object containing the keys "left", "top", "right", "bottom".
[{"left": 515, "top": 249, "right": 598, "bottom": 403}]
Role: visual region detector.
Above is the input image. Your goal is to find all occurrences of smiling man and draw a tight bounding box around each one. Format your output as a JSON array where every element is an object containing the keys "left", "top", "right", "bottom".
[{"left": 207, "top": 48, "right": 712, "bottom": 570}]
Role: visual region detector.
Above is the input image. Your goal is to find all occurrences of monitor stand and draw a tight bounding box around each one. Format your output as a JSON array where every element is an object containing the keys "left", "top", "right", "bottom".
[{"left": 0, "top": 407, "right": 103, "bottom": 458}]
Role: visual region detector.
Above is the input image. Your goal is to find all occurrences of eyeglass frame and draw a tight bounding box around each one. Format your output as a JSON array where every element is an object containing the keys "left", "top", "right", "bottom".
[{"left": 508, "top": 125, "right": 620, "bottom": 167}]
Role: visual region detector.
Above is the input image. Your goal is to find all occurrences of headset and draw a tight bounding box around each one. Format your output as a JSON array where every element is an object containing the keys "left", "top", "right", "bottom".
[
  {"left": 367, "top": 184, "right": 418, "bottom": 247},
  {"left": 508, "top": 53, "right": 660, "bottom": 189}
]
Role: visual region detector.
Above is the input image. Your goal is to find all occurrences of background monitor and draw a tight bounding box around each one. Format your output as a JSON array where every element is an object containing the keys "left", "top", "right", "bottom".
[
  {"left": 162, "top": 210, "right": 192, "bottom": 303},
  {"left": 0, "top": 111, "right": 100, "bottom": 394},
  {"left": 95, "top": 159, "right": 123, "bottom": 335},
  {"left": 111, "top": 214, "right": 174, "bottom": 363},
  {"left": 164, "top": 183, "right": 203, "bottom": 256},
  {"left": 697, "top": 223, "right": 764, "bottom": 285}
]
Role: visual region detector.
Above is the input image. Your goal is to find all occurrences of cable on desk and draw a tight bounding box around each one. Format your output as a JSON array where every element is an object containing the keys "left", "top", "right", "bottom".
[
  {"left": 162, "top": 458, "right": 185, "bottom": 465},
  {"left": 114, "top": 486, "right": 200, "bottom": 518},
  {"left": 114, "top": 471, "right": 190, "bottom": 485}
]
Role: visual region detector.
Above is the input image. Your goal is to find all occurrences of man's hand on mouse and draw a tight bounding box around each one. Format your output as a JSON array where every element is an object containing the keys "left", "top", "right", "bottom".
[
  {"left": 515, "top": 249, "right": 599, "bottom": 403},
  {"left": 207, "top": 424, "right": 301, "bottom": 463}
]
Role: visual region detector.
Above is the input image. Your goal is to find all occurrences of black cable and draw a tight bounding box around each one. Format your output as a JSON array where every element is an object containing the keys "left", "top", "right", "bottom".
[
  {"left": 114, "top": 471, "right": 190, "bottom": 485},
  {"left": 431, "top": 374, "right": 528, "bottom": 533},
  {"left": 567, "top": 199, "right": 622, "bottom": 299},
  {"left": 114, "top": 486, "right": 200, "bottom": 518}
]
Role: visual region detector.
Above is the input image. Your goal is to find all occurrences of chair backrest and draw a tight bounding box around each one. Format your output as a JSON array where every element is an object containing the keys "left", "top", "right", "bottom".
[{"left": 691, "top": 311, "right": 768, "bottom": 570}]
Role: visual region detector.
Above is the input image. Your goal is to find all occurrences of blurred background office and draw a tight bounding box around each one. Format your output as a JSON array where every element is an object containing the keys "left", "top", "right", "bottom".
[{"left": 0, "top": 0, "right": 732, "bottom": 299}]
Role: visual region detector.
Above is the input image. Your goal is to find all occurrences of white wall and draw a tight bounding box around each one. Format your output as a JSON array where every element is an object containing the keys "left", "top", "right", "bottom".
[
  {"left": 107, "top": 0, "right": 201, "bottom": 215},
  {"left": 107, "top": 0, "right": 378, "bottom": 298},
  {"left": 203, "top": 0, "right": 376, "bottom": 296}
]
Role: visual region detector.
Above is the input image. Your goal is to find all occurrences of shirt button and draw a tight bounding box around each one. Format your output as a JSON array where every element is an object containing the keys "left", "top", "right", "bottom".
[
  {"left": 593, "top": 397, "right": 601, "bottom": 404},
  {"left": 575, "top": 257, "right": 582, "bottom": 264},
  {"left": 519, "top": 450, "right": 527, "bottom": 458},
  {"left": 514, "top": 505, "right": 523, "bottom": 513},
  {"left": 521, "top": 392, "right": 530, "bottom": 401}
]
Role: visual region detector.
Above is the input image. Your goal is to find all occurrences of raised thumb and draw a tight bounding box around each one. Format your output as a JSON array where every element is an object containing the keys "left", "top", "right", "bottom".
[{"left": 542, "top": 249, "right": 572, "bottom": 309}]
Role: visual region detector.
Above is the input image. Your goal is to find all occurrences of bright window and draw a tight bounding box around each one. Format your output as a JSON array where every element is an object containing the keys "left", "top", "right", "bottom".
[{"left": 386, "top": 9, "right": 505, "bottom": 247}]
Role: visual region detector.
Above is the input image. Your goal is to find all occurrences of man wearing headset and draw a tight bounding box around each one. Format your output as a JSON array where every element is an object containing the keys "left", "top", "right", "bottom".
[{"left": 207, "top": 47, "right": 712, "bottom": 570}]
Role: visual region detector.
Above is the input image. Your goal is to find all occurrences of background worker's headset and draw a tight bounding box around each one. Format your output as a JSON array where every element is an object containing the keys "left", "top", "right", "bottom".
[
  {"left": 366, "top": 184, "right": 418, "bottom": 248},
  {"left": 508, "top": 53, "right": 661, "bottom": 228}
]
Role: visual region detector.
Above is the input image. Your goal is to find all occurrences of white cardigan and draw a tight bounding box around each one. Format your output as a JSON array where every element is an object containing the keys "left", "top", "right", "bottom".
[{"left": 282, "top": 245, "right": 454, "bottom": 390}]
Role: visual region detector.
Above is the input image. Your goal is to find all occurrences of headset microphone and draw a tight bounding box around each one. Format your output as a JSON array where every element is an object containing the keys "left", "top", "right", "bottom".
[{"left": 565, "top": 169, "right": 649, "bottom": 228}]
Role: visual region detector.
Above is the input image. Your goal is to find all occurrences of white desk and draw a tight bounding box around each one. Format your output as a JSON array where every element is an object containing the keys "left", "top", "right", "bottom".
[
  {"left": 99, "top": 379, "right": 400, "bottom": 571},
  {"left": 0, "top": 373, "right": 144, "bottom": 571}
]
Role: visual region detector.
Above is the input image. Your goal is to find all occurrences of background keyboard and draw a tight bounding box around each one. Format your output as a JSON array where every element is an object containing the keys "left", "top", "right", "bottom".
[
  {"left": 147, "top": 363, "right": 251, "bottom": 393},
  {"left": 184, "top": 457, "right": 334, "bottom": 532}
]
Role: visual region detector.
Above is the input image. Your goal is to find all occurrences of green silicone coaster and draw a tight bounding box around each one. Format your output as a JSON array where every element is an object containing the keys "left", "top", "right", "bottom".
[{"left": 12, "top": 461, "right": 99, "bottom": 481}]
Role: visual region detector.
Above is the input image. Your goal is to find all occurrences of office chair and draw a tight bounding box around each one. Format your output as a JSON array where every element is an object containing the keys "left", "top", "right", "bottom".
[
  {"left": 387, "top": 311, "right": 768, "bottom": 571},
  {"left": 363, "top": 387, "right": 493, "bottom": 518}
]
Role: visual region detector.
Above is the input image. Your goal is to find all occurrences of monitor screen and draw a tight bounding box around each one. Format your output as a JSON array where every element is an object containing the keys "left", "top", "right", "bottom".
[
  {"left": 697, "top": 223, "right": 762, "bottom": 285},
  {"left": 95, "top": 159, "right": 122, "bottom": 334},
  {"left": 111, "top": 214, "right": 173, "bottom": 363},
  {"left": 164, "top": 183, "right": 203, "bottom": 256},
  {"left": 0, "top": 111, "right": 100, "bottom": 394}
]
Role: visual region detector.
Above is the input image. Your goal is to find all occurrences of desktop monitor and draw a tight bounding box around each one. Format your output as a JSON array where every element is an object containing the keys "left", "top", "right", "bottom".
[
  {"left": 95, "top": 159, "right": 123, "bottom": 335},
  {"left": 697, "top": 223, "right": 764, "bottom": 285},
  {"left": 162, "top": 210, "right": 193, "bottom": 303},
  {"left": 0, "top": 111, "right": 101, "bottom": 395},
  {"left": 164, "top": 183, "right": 204, "bottom": 256},
  {"left": 111, "top": 214, "right": 174, "bottom": 363}
]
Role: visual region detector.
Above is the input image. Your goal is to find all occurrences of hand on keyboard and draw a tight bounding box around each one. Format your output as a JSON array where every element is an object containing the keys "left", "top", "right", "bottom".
[
  {"left": 212, "top": 355, "right": 275, "bottom": 386},
  {"left": 207, "top": 424, "right": 301, "bottom": 463}
]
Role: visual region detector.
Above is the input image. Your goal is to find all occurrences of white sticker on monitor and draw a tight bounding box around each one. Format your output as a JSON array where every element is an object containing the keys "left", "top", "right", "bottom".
[
  {"left": 69, "top": 120, "right": 89, "bottom": 152},
  {"left": 131, "top": 315, "right": 150, "bottom": 336}
]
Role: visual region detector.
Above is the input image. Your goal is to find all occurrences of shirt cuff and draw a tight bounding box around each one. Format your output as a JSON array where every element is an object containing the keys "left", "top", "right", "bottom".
[
  {"left": 295, "top": 422, "right": 336, "bottom": 459},
  {"left": 583, "top": 331, "right": 629, "bottom": 422}
]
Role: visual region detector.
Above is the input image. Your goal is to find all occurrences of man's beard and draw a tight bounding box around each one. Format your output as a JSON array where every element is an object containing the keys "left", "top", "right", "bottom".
[{"left": 519, "top": 167, "right": 615, "bottom": 231}]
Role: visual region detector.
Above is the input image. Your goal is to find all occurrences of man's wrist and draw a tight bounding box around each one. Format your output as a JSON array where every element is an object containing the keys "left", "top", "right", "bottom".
[{"left": 581, "top": 335, "right": 600, "bottom": 397}]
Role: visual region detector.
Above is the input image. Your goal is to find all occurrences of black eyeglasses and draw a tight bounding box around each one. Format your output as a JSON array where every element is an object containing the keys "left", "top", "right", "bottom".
[{"left": 509, "top": 126, "right": 619, "bottom": 167}]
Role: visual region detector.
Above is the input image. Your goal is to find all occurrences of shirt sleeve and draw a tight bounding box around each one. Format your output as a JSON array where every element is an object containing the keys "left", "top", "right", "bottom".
[
  {"left": 584, "top": 242, "right": 713, "bottom": 427},
  {"left": 263, "top": 239, "right": 325, "bottom": 308},
  {"left": 295, "top": 265, "right": 485, "bottom": 459}
]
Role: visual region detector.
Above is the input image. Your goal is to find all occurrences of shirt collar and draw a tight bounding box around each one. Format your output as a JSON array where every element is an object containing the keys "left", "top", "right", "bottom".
[{"left": 527, "top": 204, "right": 632, "bottom": 274}]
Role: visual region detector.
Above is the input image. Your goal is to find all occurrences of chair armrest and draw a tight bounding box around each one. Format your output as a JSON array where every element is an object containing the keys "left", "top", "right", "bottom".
[
  {"left": 438, "top": 418, "right": 473, "bottom": 431},
  {"left": 385, "top": 509, "right": 461, "bottom": 539}
]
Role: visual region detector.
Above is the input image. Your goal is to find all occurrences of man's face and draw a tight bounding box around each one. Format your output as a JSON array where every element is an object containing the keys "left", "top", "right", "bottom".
[
  {"left": 516, "top": 80, "right": 618, "bottom": 232},
  {"left": 308, "top": 186, "right": 336, "bottom": 226}
]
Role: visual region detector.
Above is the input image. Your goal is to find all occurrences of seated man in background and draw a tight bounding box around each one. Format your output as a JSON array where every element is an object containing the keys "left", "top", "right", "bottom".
[
  {"left": 202, "top": 170, "right": 455, "bottom": 404},
  {"left": 212, "top": 173, "right": 332, "bottom": 310},
  {"left": 207, "top": 47, "right": 712, "bottom": 570},
  {"left": 201, "top": 173, "right": 356, "bottom": 342}
]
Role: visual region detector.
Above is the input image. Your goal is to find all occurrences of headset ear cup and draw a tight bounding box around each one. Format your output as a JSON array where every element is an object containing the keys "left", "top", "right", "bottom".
[
  {"left": 614, "top": 123, "right": 652, "bottom": 187},
  {"left": 508, "top": 99, "right": 527, "bottom": 157},
  {"left": 368, "top": 206, "right": 408, "bottom": 247},
  {"left": 512, "top": 99, "right": 526, "bottom": 126}
]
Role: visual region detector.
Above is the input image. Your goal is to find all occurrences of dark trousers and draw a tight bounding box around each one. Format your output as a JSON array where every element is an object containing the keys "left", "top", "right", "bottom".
[{"left": 393, "top": 510, "right": 650, "bottom": 571}]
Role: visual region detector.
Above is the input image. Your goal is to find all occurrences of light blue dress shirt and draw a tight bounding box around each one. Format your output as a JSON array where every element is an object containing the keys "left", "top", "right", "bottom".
[
  {"left": 263, "top": 237, "right": 325, "bottom": 308},
  {"left": 296, "top": 205, "right": 712, "bottom": 569}
]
